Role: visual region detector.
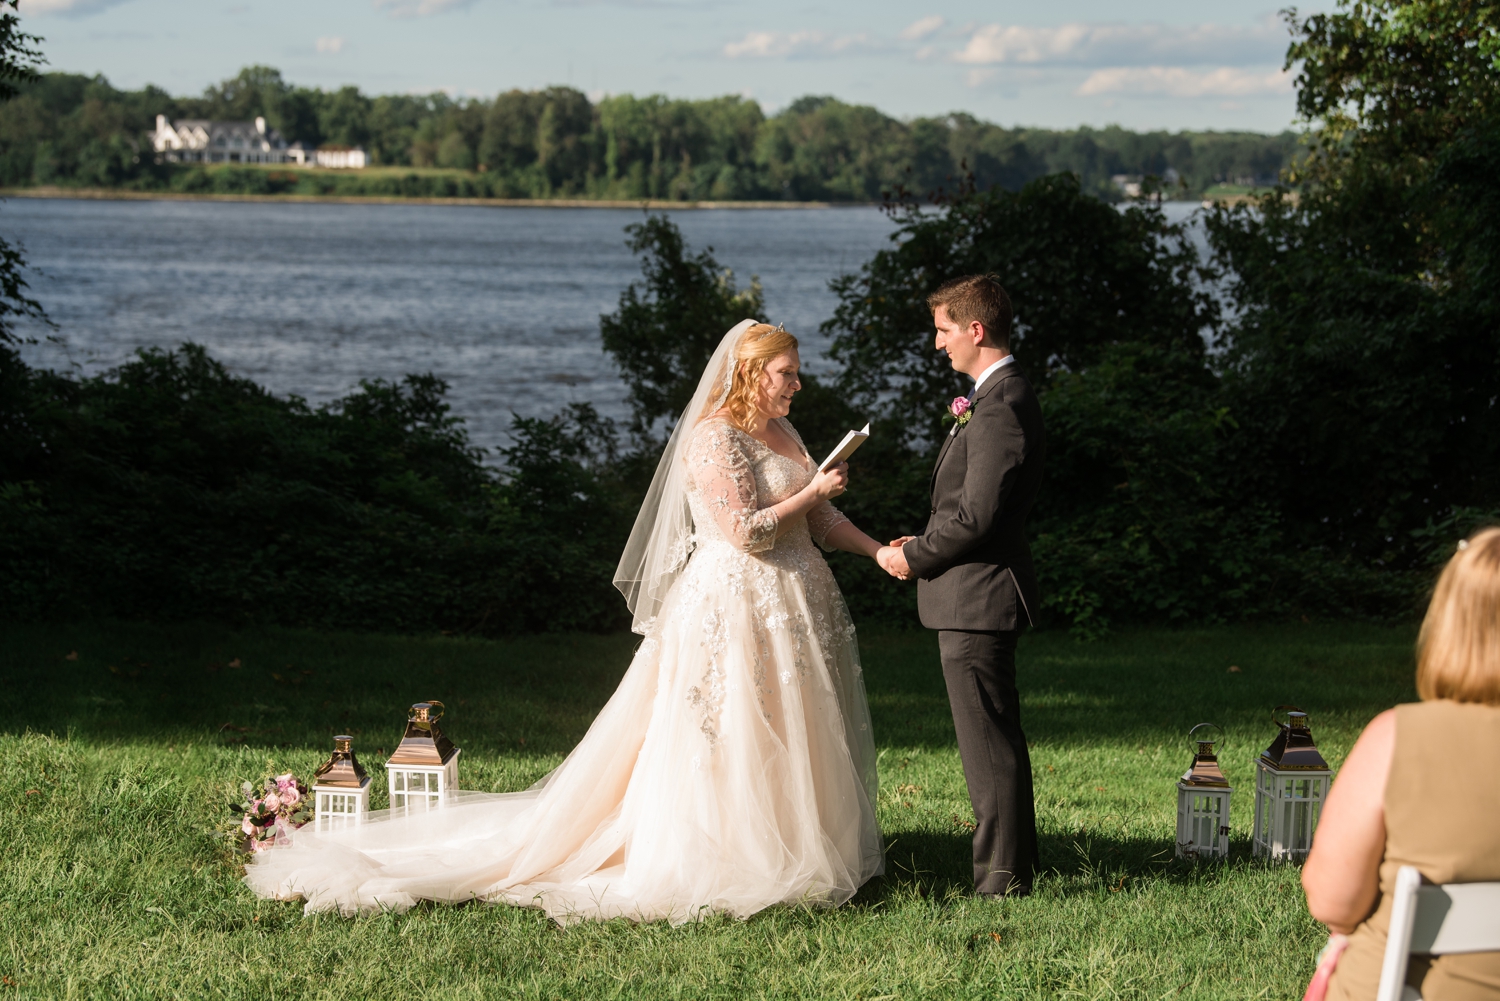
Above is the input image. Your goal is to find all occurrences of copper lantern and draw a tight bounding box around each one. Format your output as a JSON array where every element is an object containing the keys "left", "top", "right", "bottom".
[
  {"left": 312, "top": 735, "right": 371, "bottom": 830},
  {"left": 1175, "top": 723, "right": 1232, "bottom": 859},
  {"left": 1251, "top": 706, "right": 1333, "bottom": 860},
  {"left": 385, "top": 701, "right": 460, "bottom": 812}
]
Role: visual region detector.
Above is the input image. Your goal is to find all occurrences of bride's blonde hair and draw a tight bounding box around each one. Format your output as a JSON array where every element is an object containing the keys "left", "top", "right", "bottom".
[{"left": 710, "top": 322, "right": 798, "bottom": 432}]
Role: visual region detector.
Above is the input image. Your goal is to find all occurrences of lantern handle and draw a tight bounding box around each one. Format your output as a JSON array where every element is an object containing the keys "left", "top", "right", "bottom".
[
  {"left": 408, "top": 700, "right": 445, "bottom": 726},
  {"left": 1272, "top": 704, "right": 1304, "bottom": 728},
  {"left": 1187, "top": 722, "right": 1223, "bottom": 749}
]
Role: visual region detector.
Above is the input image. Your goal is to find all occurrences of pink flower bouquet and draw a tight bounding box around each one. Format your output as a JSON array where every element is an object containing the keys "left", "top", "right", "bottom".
[{"left": 230, "top": 772, "right": 314, "bottom": 852}]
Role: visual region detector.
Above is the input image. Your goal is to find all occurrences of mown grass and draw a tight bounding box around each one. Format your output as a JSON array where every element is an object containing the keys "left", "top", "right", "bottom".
[{"left": 0, "top": 619, "right": 1416, "bottom": 999}]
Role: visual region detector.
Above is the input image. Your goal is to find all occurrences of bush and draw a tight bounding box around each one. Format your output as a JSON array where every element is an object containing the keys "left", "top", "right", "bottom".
[{"left": 0, "top": 344, "right": 633, "bottom": 634}]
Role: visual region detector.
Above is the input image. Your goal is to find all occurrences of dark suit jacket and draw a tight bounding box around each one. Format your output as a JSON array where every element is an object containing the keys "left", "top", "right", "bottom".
[{"left": 902, "top": 362, "right": 1046, "bottom": 631}]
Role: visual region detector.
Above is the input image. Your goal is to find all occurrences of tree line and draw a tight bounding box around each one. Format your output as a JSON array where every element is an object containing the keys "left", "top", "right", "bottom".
[
  {"left": 3, "top": 0, "right": 1496, "bottom": 636},
  {"left": 0, "top": 65, "right": 1297, "bottom": 201}
]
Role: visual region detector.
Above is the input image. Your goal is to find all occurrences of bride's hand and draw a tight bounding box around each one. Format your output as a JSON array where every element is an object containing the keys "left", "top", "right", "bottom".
[{"left": 809, "top": 462, "right": 848, "bottom": 500}]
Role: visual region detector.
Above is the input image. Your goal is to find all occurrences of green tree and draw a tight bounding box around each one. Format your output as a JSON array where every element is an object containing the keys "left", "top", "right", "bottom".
[
  {"left": 1288, "top": 0, "right": 1500, "bottom": 175},
  {"left": 533, "top": 86, "right": 593, "bottom": 193},
  {"left": 599, "top": 216, "right": 764, "bottom": 436},
  {"left": 195, "top": 65, "right": 288, "bottom": 121},
  {"left": 756, "top": 96, "right": 937, "bottom": 201},
  {"left": 826, "top": 173, "right": 1217, "bottom": 439},
  {"left": 0, "top": 0, "right": 47, "bottom": 345},
  {"left": 479, "top": 89, "right": 540, "bottom": 174},
  {"left": 319, "top": 85, "right": 371, "bottom": 148},
  {"left": 1207, "top": 0, "right": 1500, "bottom": 566},
  {"left": 274, "top": 87, "right": 323, "bottom": 145}
]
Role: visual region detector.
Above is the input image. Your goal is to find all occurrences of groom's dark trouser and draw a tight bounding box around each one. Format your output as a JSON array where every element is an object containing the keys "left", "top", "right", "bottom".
[{"left": 937, "top": 628, "right": 1038, "bottom": 896}]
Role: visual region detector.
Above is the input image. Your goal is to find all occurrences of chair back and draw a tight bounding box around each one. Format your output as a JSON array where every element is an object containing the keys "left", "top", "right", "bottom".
[{"left": 1375, "top": 866, "right": 1500, "bottom": 1001}]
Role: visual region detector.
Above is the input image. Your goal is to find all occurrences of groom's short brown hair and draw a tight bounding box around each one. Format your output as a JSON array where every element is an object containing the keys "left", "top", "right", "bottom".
[{"left": 927, "top": 275, "right": 1013, "bottom": 348}]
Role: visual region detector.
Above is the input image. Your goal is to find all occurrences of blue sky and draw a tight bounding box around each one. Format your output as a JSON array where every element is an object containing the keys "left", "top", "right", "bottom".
[{"left": 24, "top": 0, "right": 1322, "bottom": 132}]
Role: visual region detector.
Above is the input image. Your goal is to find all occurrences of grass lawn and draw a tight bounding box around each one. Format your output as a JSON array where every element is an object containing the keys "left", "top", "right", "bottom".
[{"left": 0, "top": 618, "right": 1417, "bottom": 999}]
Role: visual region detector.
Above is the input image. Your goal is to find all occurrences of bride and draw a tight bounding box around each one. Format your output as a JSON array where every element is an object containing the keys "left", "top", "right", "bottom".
[{"left": 246, "top": 320, "right": 889, "bottom": 924}]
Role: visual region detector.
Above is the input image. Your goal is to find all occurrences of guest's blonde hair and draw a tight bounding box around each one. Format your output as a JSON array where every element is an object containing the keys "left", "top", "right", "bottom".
[
  {"left": 714, "top": 323, "right": 798, "bottom": 432},
  {"left": 1417, "top": 526, "right": 1500, "bottom": 705}
]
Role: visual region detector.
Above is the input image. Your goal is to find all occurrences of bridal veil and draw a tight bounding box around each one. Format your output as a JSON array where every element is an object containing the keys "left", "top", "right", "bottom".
[{"left": 613, "top": 318, "right": 757, "bottom": 634}]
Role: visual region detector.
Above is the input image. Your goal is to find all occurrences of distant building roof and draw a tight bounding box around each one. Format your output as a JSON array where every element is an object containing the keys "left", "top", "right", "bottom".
[{"left": 153, "top": 116, "right": 288, "bottom": 152}]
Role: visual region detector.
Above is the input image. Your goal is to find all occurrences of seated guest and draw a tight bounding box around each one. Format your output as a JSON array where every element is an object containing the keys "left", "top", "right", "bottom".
[{"left": 1302, "top": 527, "right": 1500, "bottom": 1001}]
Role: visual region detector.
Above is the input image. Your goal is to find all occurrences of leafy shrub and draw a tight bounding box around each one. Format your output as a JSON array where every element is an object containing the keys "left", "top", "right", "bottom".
[{"left": 0, "top": 344, "right": 633, "bottom": 634}]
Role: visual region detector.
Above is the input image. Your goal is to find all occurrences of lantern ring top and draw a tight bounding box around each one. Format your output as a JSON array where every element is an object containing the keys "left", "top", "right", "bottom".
[{"left": 1188, "top": 722, "right": 1223, "bottom": 745}]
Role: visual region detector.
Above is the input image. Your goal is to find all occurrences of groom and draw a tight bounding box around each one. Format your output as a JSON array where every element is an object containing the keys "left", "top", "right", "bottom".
[{"left": 877, "top": 274, "right": 1045, "bottom": 898}]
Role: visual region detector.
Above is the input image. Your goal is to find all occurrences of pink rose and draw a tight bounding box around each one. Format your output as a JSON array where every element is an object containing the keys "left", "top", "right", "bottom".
[
  {"left": 949, "top": 396, "right": 971, "bottom": 418},
  {"left": 241, "top": 816, "right": 257, "bottom": 837},
  {"left": 263, "top": 793, "right": 281, "bottom": 812}
]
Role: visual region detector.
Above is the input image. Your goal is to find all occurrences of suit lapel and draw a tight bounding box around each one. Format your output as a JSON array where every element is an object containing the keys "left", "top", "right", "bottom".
[
  {"left": 928, "top": 363, "right": 1023, "bottom": 496},
  {"left": 929, "top": 428, "right": 958, "bottom": 495}
]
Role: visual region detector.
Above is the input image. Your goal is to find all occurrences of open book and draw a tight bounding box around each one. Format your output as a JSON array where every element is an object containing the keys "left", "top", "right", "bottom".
[{"left": 819, "top": 423, "right": 871, "bottom": 471}]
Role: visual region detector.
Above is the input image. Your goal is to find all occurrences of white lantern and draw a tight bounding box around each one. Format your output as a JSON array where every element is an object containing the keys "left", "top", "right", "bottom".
[
  {"left": 1252, "top": 706, "right": 1332, "bottom": 861},
  {"left": 312, "top": 734, "right": 371, "bottom": 830},
  {"left": 1176, "top": 723, "right": 1232, "bottom": 859},
  {"left": 385, "top": 701, "right": 460, "bottom": 813}
]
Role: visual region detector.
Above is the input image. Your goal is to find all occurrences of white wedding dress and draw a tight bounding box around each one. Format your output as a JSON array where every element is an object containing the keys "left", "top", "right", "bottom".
[{"left": 245, "top": 414, "right": 884, "bottom": 924}]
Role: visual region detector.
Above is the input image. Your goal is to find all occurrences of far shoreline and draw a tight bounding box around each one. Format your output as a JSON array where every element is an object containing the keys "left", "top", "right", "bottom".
[
  {"left": 0, "top": 186, "right": 865, "bottom": 210},
  {"left": 0, "top": 185, "right": 1257, "bottom": 210}
]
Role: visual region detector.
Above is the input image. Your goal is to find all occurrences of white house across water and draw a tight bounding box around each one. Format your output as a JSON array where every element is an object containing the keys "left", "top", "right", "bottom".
[{"left": 152, "top": 116, "right": 366, "bottom": 168}]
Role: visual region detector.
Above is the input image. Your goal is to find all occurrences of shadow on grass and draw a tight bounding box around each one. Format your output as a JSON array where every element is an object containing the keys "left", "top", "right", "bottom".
[
  {"left": 865, "top": 621, "right": 1418, "bottom": 752},
  {"left": 1, "top": 618, "right": 1417, "bottom": 762},
  {"left": 851, "top": 826, "right": 1288, "bottom": 910},
  {"left": 0, "top": 619, "right": 641, "bottom": 759}
]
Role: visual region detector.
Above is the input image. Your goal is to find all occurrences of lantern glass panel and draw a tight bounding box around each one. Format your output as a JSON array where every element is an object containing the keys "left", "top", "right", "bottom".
[{"left": 1191, "top": 795, "right": 1223, "bottom": 853}]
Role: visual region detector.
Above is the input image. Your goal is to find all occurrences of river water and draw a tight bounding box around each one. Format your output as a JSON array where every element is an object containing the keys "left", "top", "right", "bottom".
[{"left": 7, "top": 196, "right": 1203, "bottom": 459}]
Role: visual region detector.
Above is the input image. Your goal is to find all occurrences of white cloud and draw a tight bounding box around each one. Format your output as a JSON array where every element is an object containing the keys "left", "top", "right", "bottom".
[
  {"left": 899, "top": 16, "right": 945, "bottom": 41},
  {"left": 316, "top": 36, "right": 345, "bottom": 54},
  {"left": 372, "top": 0, "right": 476, "bottom": 17},
  {"left": 954, "top": 20, "right": 1284, "bottom": 67},
  {"left": 722, "top": 30, "right": 876, "bottom": 59},
  {"left": 1076, "top": 66, "right": 1294, "bottom": 98},
  {"left": 27, "top": 0, "right": 132, "bottom": 14}
]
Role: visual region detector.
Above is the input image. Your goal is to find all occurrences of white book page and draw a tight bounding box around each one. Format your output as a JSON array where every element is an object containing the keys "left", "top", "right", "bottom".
[{"left": 819, "top": 423, "right": 871, "bottom": 471}]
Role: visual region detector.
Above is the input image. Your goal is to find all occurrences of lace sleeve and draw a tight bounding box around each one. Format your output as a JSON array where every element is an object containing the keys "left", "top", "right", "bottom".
[
  {"left": 806, "top": 501, "right": 850, "bottom": 552},
  {"left": 686, "top": 421, "right": 779, "bottom": 553}
]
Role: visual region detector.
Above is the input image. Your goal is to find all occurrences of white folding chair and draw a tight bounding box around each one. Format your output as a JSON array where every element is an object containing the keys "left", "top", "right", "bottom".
[{"left": 1376, "top": 865, "right": 1500, "bottom": 1001}]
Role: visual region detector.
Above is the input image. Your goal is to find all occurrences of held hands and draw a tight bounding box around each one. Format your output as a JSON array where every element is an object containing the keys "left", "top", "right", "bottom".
[
  {"left": 877, "top": 537, "right": 914, "bottom": 580},
  {"left": 808, "top": 462, "right": 848, "bottom": 500}
]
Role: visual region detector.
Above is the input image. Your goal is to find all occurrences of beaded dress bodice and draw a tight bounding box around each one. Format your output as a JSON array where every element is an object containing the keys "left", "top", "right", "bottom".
[{"left": 683, "top": 416, "right": 849, "bottom": 561}]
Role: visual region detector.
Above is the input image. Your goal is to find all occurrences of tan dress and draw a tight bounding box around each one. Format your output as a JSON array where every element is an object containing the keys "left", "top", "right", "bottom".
[{"left": 1328, "top": 700, "right": 1500, "bottom": 1001}]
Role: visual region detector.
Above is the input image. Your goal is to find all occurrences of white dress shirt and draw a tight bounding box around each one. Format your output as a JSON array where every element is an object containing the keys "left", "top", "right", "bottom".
[{"left": 970, "top": 354, "right": 1016, "bottom": 397}]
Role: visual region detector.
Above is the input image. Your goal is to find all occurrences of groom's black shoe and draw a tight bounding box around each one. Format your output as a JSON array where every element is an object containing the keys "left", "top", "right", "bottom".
[{"left": 975, "top": 885, "right": 1031, "bottom": 901}]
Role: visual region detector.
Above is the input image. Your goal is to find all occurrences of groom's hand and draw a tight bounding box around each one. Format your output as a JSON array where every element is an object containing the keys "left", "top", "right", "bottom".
[
  {"left": 888, "top": 535, "right": 916, "bottom": 548},
  {"left": 876, "top": 545, "right": 911, "bottom": 581}
]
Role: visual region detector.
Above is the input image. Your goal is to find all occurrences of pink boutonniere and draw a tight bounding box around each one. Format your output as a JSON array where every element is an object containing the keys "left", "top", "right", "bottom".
[{"left": 942, "top": 396, "right": 972, "bottom": 435}]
